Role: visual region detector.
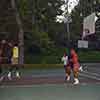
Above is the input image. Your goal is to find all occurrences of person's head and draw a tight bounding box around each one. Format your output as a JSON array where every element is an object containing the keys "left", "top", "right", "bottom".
[
  {"left": 71, "top": 48, "right": 76, "bottom": 55},
  {"left": 13, "top": 41, "right": 18, "bottom": 46},
  {"left": 64, "top": 52, "right": 67, "bottom": 57},
  {"left": 1, "top": 40, "right": 6, "bottom": 44},
  {"left": 8, "top": 42, "right": 13, "bottom": 47}
]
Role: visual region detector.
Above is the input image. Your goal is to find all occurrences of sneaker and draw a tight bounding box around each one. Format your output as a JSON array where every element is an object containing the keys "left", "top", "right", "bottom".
[
  {"left": 8, "top": 72, "right": 12, "bottom": 80},
  {"left": 73, "top": 78, "right": 79, "bottom": 85},
  {"left": 64, "top": 76, "right": 70, "bottom": 81},
  {"left": 65, "top": 76, "right": 70, "bottom": 81},
  {"left": 16, "top": 72, "right": 20, "bottom": 79},
  {"left": 67, "top": 76, "right": 70, "bottom": 81}
]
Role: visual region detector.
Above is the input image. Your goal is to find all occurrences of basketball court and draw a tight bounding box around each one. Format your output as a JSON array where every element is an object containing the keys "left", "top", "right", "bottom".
[{"left": 0, "top": 63, "right": 100, "bottom": 100}]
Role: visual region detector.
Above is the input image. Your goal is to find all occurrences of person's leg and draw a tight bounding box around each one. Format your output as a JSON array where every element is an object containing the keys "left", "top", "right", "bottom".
[
  {"left": 65, "top": 66, "right": 71, "bottom": 81},
  {"left": 0, "top": 65, "right": 4, "bottom": 81},
  {"left": 15, "top": 65, "right": 20, "bottom": 78},
  {"left": 14, "top": 58, "right": 20, "bottom": 78},
  {"left": 64, "top": 65, "right": 67, "bottom": 80},
  {"left": 7, "top": 57, "right": 12, "bottom": 80},
  {"left": 73, "top": 64, "right": 79, "bottom": 84},
  {"left": 0, "top": 57, "right": 4, "bottom": 81},
  {"left": 8, "top": 66, "right": 13, "bottom": 80}
]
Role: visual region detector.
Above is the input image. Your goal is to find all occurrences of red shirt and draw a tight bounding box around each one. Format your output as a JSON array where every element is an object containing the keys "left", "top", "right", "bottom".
[{"left": 72, "top": 54, "right": 78, "bottom": 64}]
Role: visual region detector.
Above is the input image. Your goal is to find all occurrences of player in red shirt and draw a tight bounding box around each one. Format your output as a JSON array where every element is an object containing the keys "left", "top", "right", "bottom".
[{"left": 70, "top": 48, "right": 80, "bottom": 84}]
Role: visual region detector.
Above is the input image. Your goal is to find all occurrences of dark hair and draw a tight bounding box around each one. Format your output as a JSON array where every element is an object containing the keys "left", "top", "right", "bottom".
[
  {"left": 64, "top": 52, "right": 67, "bottom": 56},
  {"left": 14, "top": 43, "right": 18, "bottom": 46}
]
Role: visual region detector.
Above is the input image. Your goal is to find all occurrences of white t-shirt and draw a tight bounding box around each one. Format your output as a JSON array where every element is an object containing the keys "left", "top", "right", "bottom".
[{"left": 61, "top": 56, "right": 68, "bottom": 65}]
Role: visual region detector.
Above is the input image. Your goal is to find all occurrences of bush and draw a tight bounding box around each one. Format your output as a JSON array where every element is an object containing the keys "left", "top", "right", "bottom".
[{"left": 25, "top": 48, "right": 100, "bottom": 64}]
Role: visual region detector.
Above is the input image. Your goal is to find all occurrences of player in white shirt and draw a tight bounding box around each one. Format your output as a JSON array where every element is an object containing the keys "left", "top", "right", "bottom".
[{"left": 61, "top": 53, "right": 70, "bottom": 81}]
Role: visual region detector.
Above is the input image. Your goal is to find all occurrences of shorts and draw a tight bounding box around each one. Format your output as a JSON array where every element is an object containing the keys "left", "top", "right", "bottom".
[
  {"left": 64, "top": 65, "right": 67, "bottom": 69},
  {"left": 73, "top": 63, "right": 80, "bottom": 69},
  {"left": 11, "top": 57, "right": 18, "bottom": 64},
  {"left": 7, "top": 57, "right": 12, "bottom": 64},
  {"left": 66, "top": 61, "right": 73, "bottom": 69},
  {"left": 69, "top": 62, "right": 73, "bottom": 69}
]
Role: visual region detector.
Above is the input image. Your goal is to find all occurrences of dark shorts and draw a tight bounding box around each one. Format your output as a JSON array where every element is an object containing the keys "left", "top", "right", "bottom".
[
  {"left": 64, "top": 64, "right": 70, "bottom": 70},
  {"left": 64, "top": 65, "right": 67, "bottom": 69},
  {"left": 7, "top": 57, "right": 12, "bottom": 64},
  {"left": 67, "top": 61, "right": 73, "bottom": 69}
]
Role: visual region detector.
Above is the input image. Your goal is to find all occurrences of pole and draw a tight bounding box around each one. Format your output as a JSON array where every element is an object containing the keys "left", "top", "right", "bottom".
[
  {"left": 66, "top": 0, "right": 70, "bottom": 55},
  {"left": 66, "top": 0, "right": 70, "bottom": 43}
]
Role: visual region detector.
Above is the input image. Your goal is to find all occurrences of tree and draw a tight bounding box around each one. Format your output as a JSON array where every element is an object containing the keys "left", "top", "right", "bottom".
[
  {"left": 21, "top": 0, "right": 65, "bottom": 49},
  {"left": 11, "top": 0, "right": 24, "bottom": 64},
  {"left": 0, "top": 0, "right": 18, "bottom": 39}
]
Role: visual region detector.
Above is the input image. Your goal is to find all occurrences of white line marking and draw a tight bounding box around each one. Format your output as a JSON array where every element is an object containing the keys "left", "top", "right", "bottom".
[
  {"left": 82, "top": 71, "right": 100, "bottom": 77},
  {"left": 0, "top": 83, "right": 87, "bottom": 88},
  {"left": 0, "top": 82, "right": 100, "bottom": 88},
  {"left": 79, "top": 73, "right": 100, "bottom": 81}
]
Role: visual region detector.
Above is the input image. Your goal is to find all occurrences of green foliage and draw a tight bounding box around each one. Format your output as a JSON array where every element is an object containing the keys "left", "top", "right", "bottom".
[
  {"left": 25, "top": 47, "right": 100, "bottom": 64},
  {"left": 78, "top": 50, "right": 100, "bottom": 62},
  {"left": 25, "top": 47, "right": 65, "bottom": 64},
  {"left": 1, "top": 0, "right": 100, "bottom": 64},
  {"left": 20, "top": 0, "right": 66, "bottom": 57},
  {"left": 18, "top": 0, "right": 31, "bottom": 16}
]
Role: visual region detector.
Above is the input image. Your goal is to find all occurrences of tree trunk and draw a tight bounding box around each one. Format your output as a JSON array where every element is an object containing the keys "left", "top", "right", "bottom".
[{"left": 11, "top": 0, "right": 24, "bottom": 64}]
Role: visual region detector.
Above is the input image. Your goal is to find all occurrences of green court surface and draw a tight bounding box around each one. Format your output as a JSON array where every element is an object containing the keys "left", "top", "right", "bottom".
[
  {"left": 0, "top": 63, "right": 100, "bottom": 100},
  {"left": 0, "top": 84, "right": 100, "bottom": 100}
]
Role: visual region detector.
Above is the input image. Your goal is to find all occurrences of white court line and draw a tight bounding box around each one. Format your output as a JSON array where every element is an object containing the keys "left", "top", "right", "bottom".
[
  {"left": 0, "top": 84, "right": 76, "bottom": 88},
  {"left": 79, "top": 73, "right": 100, "bottom": 81},
  {"left": 0, "top": 83, "right": 93, "bottom": 88},
  {"left": 82, "top": 70, "right": 100, "bottom": 77},
  {"left": 0, "top": 84, "right": 59, "bottom": 88},
  {"left": 0, "top": 82, "right": 100, "bottom": 88}
]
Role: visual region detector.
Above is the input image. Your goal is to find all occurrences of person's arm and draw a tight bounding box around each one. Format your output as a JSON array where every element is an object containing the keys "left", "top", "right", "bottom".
[{"left": 67, "top": 56, "right": 69, "bottom": 63}]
